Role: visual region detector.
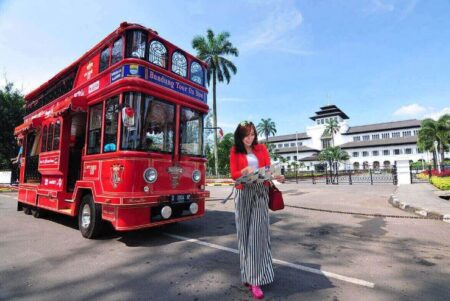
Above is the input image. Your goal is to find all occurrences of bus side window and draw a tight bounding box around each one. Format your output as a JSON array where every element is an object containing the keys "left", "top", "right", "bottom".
[
  {"left": 87, "top": 103, "right": 103, "bottom": 154},
  {"left": 99, "top": 47, "right": 110, "bottom": 72},
  {"left": 47, "top": 123, "right": 54, "bottom": 152},
  {"left": 53, "top": 120, "right": 61, "bottom": 150},
  {"left": 41, "top": 125, "right": 48, "bottom": 152},
  {"left": 111, "top": 38, "right": 123, "bottom": 65},
  {"left": 103, "top": 96, "right": 119, "bottom": 152}
]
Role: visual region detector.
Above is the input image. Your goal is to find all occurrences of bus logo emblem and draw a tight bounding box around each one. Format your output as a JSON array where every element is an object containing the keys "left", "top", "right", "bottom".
[
  {"left": 111, "top": 164, "right": 124, "bottom": 188},
  {"left": 167, "top": 165, "right": 183, "bottom": 188}
]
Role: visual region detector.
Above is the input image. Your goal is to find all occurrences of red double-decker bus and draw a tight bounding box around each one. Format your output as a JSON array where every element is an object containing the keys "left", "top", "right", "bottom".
[{"left": 14, "top": 22, "right": 209, "bottom": 238}]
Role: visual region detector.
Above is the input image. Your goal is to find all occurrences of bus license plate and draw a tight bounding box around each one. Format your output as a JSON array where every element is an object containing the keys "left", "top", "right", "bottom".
[{"left": 170, "top": 194, "right": 192, "bottom": 203}]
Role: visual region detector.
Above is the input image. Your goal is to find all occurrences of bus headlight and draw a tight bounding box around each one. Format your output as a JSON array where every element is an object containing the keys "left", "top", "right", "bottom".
[
  {"left": 144, "top": 168, "right": 158, "bottom": 183},
  {"left": 192, "top": 170, "right": 201, "bottom": 183},
  {"left": 189, "top": 202, "right": 199, "bottom": 214}
]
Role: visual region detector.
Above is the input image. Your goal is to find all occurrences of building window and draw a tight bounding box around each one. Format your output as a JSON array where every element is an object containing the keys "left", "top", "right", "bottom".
[
  {"left": 405, "top": 148, "right": 412, "bottom": 154},
  {"left": 394, "top": 149, "right": 401, "bottom": 155},
  {"left": 392, "top": 132, "right": 400, "bottom": 138},
  {"left": 103, "top": 96, "right": 119, "bottom": 153},
  {"left": 402, "top": 131, "right": 411, "bottom": 137},
  {"left": 353, "top": 136, "right": 361, "bottom": 142},
  {"left": 298, "top": 142, "right": 302, "bottom": 146},
  {"left": 317, "top": 120, "right": 320, "bottom": 125},
  {"left": 417, "top": 148, "right": 423, "bottom": 154},
  {"left": 383, "top": 150, "right": 390, "bottom": 156},
  {"left": 413, "top": 130, "right": 419, "bottom": 136},
  {"left": 286, "top": 156, "right": 291, "bottom": 161},
  {"left": 372, "top": 134, "right": 380, "bottom": 140},
  {"left": 290, "top": 142, "right": 295, "bottom": 147},
  {"left": 278, "top": 144, "right": 282, "bottom": 148},
  {"left": 171, "top": 51, "right": 187, "bottom": 77},
  {"left": 372, "top": 150, "right": 379, "bottom": 156},
  {"left": 87, "top": 103, "right": 103, "bottom": 155},
  {"left": 283, "top": 143, "right": 289, "bottom": 147},
  {"left": 148, "top": 40, "right": 168, "bottom": 68},
  {"left": 362, "top": 151, "right": 368, "bottom": 157},
  {"left": 293, "top": 156, "right": 297, "bottom": 161},
  {"left": 320, "top": 119, "right": 324, "bottom": 124},
  {"left": 99, "top": 47, "right": 110, "bottom": 73},
  {"left": 362, "top": 135, "right": 370, "bottom": 141},
  {"left": 190, "top": 61, "right": 204, "bottom": 85},
  {"left": 382, "top": 133, "right": 390, "bottom": 139},
  {"left": 322, "top": 139, "right": 331, "bottom": 149},
  {"left": 111, "top": 38, "right": 123, "bottom": 65},
  {"left": 352, "top": 152, "right": 359, "bottom": 157}
]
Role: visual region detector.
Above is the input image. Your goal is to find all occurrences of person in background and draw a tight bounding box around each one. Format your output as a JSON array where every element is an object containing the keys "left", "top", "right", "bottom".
[
  {"left": 10, "top": 138, "right": 23, "bottom": 184},
  {"left": 229, "top": 121, "right": 284, "bottom": 300}
]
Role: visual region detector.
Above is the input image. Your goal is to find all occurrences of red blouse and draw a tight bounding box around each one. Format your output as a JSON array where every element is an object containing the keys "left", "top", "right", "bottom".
[{"left": 229, "top": 143, "right": 271, "bottom": 180}]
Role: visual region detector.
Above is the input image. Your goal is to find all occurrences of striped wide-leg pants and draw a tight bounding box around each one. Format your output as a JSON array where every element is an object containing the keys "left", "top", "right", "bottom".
[{"left": 234, "top": 182, "right": 274, "bottom": 286}]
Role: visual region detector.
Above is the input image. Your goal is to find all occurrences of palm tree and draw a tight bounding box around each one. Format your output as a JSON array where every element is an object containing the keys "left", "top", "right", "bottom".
[
  {"left": 192, "top": 30, "right": 238, "bottom": 176},
  {"left": 418, "top": 115, "right": 450, "bottom": 169},
  {"left": 257, "top": 118, "right": 277, "bottom": 143},
  {"left": 318, "top": 146, "right": 350, "bottom": 176},
  {"left": 324, "top": 119, "right": 340, "bottom": 146}
]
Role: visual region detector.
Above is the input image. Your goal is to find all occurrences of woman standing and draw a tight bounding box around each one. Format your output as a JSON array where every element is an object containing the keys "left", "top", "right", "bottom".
[{"left": 229, "top": 121, "right": 283, "bottom": 299}]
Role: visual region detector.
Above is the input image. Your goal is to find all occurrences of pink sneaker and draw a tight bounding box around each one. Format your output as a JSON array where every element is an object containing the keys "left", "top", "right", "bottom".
[{"left": 250, "top": 285, "right": 264, "bottom": 299}]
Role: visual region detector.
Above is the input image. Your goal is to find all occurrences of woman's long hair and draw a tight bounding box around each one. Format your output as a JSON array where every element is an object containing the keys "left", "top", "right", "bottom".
[{"left": 234, "top": 121, "right": 258, "bottom": 154}]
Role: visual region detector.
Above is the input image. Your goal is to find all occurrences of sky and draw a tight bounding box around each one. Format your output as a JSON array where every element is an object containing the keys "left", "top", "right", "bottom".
[{"left": 1, "top": 0, "right": 450, "bottom": 136}]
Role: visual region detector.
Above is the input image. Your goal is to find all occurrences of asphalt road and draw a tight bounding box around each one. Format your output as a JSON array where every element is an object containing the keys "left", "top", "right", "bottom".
[{"left": 1, "top": 183, "right": 449, "bottom": 301}]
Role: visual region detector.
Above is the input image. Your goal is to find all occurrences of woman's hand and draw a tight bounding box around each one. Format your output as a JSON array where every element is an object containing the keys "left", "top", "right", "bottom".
[
  {"left": 274, "top": 174, "right": 285, "bottom": 183},
  {"left": 241, "top": 166, "right": 255, "bottom": 176}
]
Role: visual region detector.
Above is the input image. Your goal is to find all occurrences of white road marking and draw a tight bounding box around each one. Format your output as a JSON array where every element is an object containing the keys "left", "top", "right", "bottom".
[{"left": 163, "top": 233, "right": 375, "bottom": 288}]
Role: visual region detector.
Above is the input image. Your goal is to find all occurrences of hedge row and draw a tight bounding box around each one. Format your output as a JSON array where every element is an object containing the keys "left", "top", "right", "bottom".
[{"left": 430, "top": 176, "right": 450, "bottom": 190}]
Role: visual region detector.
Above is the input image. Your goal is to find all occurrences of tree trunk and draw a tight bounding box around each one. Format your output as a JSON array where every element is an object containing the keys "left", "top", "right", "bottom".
[
  {"left": 212, "top": 73, "right": 219, "bottom": 176},
  {"left": 432, "top": 149, "right": 437, "bottom": 170}
]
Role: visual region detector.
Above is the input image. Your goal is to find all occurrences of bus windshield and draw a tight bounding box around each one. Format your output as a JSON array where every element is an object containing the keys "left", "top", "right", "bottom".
[{"left": 121, "top": 92, "right": 175, "bottom": 153}]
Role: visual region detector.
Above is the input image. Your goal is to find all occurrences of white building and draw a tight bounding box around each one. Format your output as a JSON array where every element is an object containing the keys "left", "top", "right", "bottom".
[{"left": 266, "top": 105, "right": 448, "bottom": 171}]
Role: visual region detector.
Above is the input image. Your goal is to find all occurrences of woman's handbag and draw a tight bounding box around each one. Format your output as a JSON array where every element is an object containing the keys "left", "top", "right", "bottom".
[{"left": 269, "top": 182, "right": 284, "bottom": 211}]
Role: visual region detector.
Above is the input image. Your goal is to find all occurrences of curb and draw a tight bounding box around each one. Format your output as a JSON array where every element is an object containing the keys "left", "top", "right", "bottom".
[
  {"left": 388, "top": 194, "right": 448, "bottom": 222},
  {"left": 206, "top": 183, "right": 234, "bottom": 186}
]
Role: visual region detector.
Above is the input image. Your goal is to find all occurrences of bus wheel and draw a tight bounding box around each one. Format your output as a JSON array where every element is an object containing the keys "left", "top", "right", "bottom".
[
  {"left": 23, "top": 206, "right": 32, "bottom": 215},
  {"left": 31, "top": 208, "right": 44, "bottom": 218},
  {"left": 78, "top": 194, "right": 103, "bottom": 239}
]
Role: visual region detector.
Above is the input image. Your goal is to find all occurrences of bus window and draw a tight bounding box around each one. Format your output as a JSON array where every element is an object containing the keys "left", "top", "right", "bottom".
[
  {"left": 190, "top": 61, "right": 204, "bottom": 86},
  {"left": 47, "top": 123, "right": 54, "bottom": 152},
  {"left": 87, "top": 103, "right": 103, "bottom": 154},
  {"left": 103, "top": 96, "right": 119, "bottom": 152},
  {"left": 180, "top": 107, "right": 204, "bottom": 156},
  {"left": 53, "top": 120, "right": 61, "bottom": 150},
  {"left": 148, "top": 40, "right": 167, "bottom": 68},
  {"left": 99, "top": 47, "right": 110, "bottom": 72},
  {"left": 121, "top": 92, "right": 174, "bottom": 153},
  {"left": 41, "top": 125, "right": 48, "bottom": 152},
  {"left": 111, "top": 38, "right": 123, "bottom": 65},
  {"left": 171, "top": 51, "right": 187, "bottom": 77},
  {"left": 126, "top": 31, "right": 147, "bottom": 59}
]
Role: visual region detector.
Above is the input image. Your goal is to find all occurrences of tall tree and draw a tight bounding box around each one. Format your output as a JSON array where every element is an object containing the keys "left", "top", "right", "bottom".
[
  {"left": 256, "top": 118, "right": 277, "bottom": 143},
  {"left": 324, "top": 119, "right": 340, "bottom": 147},
  {"left": 318, "top": 146, "right": 350, "bottom": 174},
  {"left": 0, "top": 81, "right": 24, "bottom": 167},
  {"left": 418, "top": 115, "right": 450, "bottom": 168},
  {"left": 192, "top": 29, "right": 238, "bottom": 176},
  {"left": 216, "top": 133, "right": 234, "bottom": 175}
]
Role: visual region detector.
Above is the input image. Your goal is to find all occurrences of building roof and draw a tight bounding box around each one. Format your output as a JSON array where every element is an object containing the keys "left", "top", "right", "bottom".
[
  {"left": 298, "top": 154, "right": 320, "bottom": 161},
  {"left": 275, "top": 146, "right": 319, "bottom": 154},
  {"left": 310, "top": 105, "right": 349, "bottom": 121},
  {"left": 344, "top": 119, "right": 421, "bottom": 135},
  {"left": 340, "top": 136, "right": 418, "bottom": 149},
  {"left": 264, "top": 132, "right": 310, "bottom": 143}
]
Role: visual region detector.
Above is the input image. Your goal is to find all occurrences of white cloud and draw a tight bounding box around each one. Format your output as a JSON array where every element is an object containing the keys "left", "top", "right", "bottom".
[
  {"left": 241, "top": 1, "right": 311, "bottom": 55},
  {"left": 424, "top": 107, "right": 450, "bottom": 120},
  {"left": 367, "top": 0, "right": 394, "bottom": 13},
  {"left": 393, "top": 103, "right": 426, "bottom": 116}
]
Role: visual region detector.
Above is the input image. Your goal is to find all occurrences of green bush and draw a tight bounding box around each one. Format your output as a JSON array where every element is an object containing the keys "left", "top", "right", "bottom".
[{"left": 430, "top": 176, "right": 450, "bottom": 190}]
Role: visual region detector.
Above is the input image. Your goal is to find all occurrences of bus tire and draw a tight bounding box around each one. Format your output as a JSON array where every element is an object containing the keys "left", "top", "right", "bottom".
[
  {"left": 31, "top": 208, "right": 44, "bottom": 218},
  {"left": 78, "top": 194, "right": 103, "bottom": 239},
  {"left": 23, "top": 206, "right": 32, "bottom": 215}
]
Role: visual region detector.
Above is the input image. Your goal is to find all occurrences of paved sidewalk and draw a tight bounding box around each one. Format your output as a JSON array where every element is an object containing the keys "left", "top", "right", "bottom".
[{"left": 390, "top": 183, "right": 450, "bottom": 222}]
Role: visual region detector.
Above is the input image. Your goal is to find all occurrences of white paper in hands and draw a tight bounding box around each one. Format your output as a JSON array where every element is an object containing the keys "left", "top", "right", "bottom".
[{"left": 235, "top": 163, "right": 282, "bottom": 185}]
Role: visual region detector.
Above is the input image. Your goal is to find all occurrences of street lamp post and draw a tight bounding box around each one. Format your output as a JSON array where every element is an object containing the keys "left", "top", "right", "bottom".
[{"left": 296, "top": 132, "right": 299, "bottom": 184}]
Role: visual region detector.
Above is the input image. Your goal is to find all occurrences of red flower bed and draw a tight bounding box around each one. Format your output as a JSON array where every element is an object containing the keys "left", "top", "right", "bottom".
[{"left": 421, "top": 169, "right": 450, "bottom": 177}]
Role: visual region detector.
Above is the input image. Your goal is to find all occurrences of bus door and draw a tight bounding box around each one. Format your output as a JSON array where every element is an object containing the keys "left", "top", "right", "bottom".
[
  {"left": 67, "top": 112, "right": 87, "bottom": 191},
  {"left": 24, "top": 130, "right": 42, "bottom": 183}
]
